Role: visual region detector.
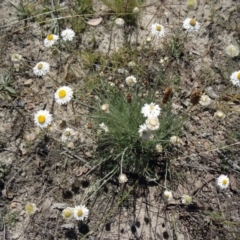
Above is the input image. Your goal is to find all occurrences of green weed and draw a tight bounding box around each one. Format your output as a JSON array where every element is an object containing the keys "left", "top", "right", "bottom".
[
  {"left": 91, "top": 83, "right": 183, "bottom": 176},
  {"left": 0, "top": 71, "right": 16, "bottom": 100},
  {"left": 102, "top": 0, "right": 144, "bottom": 25}
]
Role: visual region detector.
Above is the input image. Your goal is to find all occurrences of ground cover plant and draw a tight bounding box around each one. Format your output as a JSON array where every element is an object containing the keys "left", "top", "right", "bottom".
[{"left": 0, "top": 0, "right": 240, "bottom": 239}]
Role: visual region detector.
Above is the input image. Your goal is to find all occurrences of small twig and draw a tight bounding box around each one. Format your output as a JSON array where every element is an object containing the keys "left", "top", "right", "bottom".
[
  {"left": 164, "top": 161, "right": 168, "bottom": 189},
  {"left": 120, "top": 147, "right": 128, "bottom": 174},
  {"left": 37, "top": 186, "right": 58, "bottom": 206},
  {"left": 83, "top": 167, "right": 118, "bottom": 203},
  {"left": 77, "top": 101, "right": 98, "bottom": 110},
  {"left": 54, "top": 213, "right": 60, "bottom": 240},
  {"left": 192, "top": 176, "right": 215, "bottom": 197},
  {"left": 6, "top": 155, "right": 34, "bottom": 188},
  {"left": 3, "top": 222, "right": 5, "bottom": 240},
  {"left": 61, "top": 147, "right": 91, "bottom": 168},
  {"left": 216, "top": 150, "right": 240, "bottom": 172}
]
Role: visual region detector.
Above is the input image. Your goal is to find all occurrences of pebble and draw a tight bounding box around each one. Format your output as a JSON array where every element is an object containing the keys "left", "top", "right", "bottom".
[
  {"left": 24, "top": 79, "right": 33, "bottom": 87},
  {"left": 11, "top": 202, "right": 17, "bottom": 208},
  {"left": 117, "top": 68, "right": 129, "bottom": 75},
  {"left": 201, "top": 132, "right": 211, "bottom": 138},
  {"left": 205, "top": 86, "right": 218, "bottom": 99}
]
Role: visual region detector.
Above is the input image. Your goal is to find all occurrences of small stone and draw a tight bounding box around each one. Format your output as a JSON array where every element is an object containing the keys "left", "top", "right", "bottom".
[
  {"left": 25, "top": 133, "right": 36, "bottom": 141},
  {"left": 67, "top": 142, "right": 74, "bottom": 149},
  {"left": 24, "top": 79, "right": 33, "bottom": 87},
  {"left": 117, "top": 68, "right": 129, "bottom": 75},
  {"left": 205, "top": 86, "right": 218, "bottom": 99},
  {"left": 11, "top": 202, "right": 18, "bottom": 208}
]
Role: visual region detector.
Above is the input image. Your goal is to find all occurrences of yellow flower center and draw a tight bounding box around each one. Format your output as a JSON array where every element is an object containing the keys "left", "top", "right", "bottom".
[
  {"left": 237, "top": 72, "right": 240, "bottom": 80},
  {"left": 65, "top": 131, "right": 70, "bottom": 136},
  {"left": 26, "top": 204, "right": 34, "bottom": 212},
  {"left": 222, "top": 179, "right": 227, "bottom": 185},
  {"left": 77, "top": 209, "right": 83, "bottom": 217},
  {"left": 156, "top": 25, "right": 162, "bottom": 31},
  {"left": 149, "top": 104, "right": 154, "bottom": 110},
  {"left": 37, "top": 63, "right": 43, "bottom": 70},
  {"left": 64, "top": 210, "right": 72, "bottom": 218},
  {"left": 58, "top": 89, "right": 67, "bottom": 98},
  {"left": 190, "top": 19, "right": 196, "bottom": 26},
  {"left": 38, "top": 115, "right": 46, "bottom": 123},
  {"left": 47, "top": 34, "right": 54, "bottom": 41},
  {"left": 128, "top": 78, "right": 134, "bottom": 84},
  {"left": 165, "top": 193, "right": 170, "bottom": 198}
]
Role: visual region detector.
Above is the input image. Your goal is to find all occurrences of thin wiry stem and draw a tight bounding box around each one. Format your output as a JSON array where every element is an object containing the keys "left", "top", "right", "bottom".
[{"left": 120, "top": 147, "right": 128, "bottom": 174}]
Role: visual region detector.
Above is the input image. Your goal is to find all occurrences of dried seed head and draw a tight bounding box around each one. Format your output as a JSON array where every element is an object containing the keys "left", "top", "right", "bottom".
[
  {"left": 126, "top": 93, "right": 132, "bottom": 103},
  {"left": 162, "top": 87, "right": 173, "bottom": 104},
  {"left": 190, "top": 89, "right": 202, "bottom": 105},
  {"left": 186, "top": 0, "right": 198, "bottom": 10},
  {"left": 87, "top": 123, "right": 93, "bottom": 129},
  {"left": 133, "top": 7, "right": 140, "bottom": 14},
  {"left": 119, "top": 173, "right": 128, "bottom": 184}
]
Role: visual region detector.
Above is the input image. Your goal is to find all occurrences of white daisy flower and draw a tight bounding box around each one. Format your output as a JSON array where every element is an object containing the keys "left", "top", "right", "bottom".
[
  {"left": 54, "top": 86, "right": 73, "bottom": 105},
  {"left": 99, "top": 123, "right": 109, "bottom": 133},
  {"left": 62, "top": 207, "right": 74, "bottom": 220},
  {"left": 61, "top": 28, "right": 75, "bottom": 41},
  {"left": 170, "top": 136, "right": 183, "bottom": 146},
  {"left": 183, "top": 18, "right": 200, "bottom": 32},
  {"left": 74, "top": 205, "right": 89, "bottom": 221},
  {"left": 61, "top": 128, "right": 75, "bottom": 142},
  {"left": 217, "top": 174, "right": 230, "bottom": 189},
  {"left": 151, "top": 23, "right": 165, "bottom": 38},
  {"left": 145, "top": 117, "right": 160, "bottom": 131},
  {"left": 230, "top": 70, "right": 240, "bottom": 87},
  {"left": 181, "top": 194, "right": 192, "bottom": 205},
  {"left": 44, "top": 34, "right": 59, "bottom": 47},
  {"left": 155, "top": 144, "right": 163, "bottom": 153},
  {"left": 33, "top": 62, "right": 50, "bottom": 76},
  {"left": 225, "top": 44, "right": 239, "bottom": 58},
  {"left": 125, "top": 76, "right": 137, "bottom": 86},
  {"left": 34, "top": 110, "right": 52, "bottom": 129},
  {"left": 163, "top": 190, "right": 173, "bottom": 202},
  {"left": 138, "top": 124, "right": 151, "bottom": 140},
  {"left": 118, "top": 173, "right": 128, "bottom": 184},
  {"left": 101, "top": 104, "right": 110, "bottom": 113},
  {"left": 25, "top": 203, "right": 37, "bottom": 215},
  {"left": 214, "top": 110, "right": 226, "bottom": 120},
  {"left": 141, "top": 102, "right": 161, "bottom": 118},
  {"left": 199, "top": 94, "right": 211, "bottom": 106}
]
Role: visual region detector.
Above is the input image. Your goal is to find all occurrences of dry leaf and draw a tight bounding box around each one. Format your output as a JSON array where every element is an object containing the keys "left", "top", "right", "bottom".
[
  {"left": 35, "top": 155, "right": 41, "bottom": 167},
  {"left": 41, "top": 198, "right": 52, "bottom": 212},
  {"left": 86, "top": 17, "right": 103, "bottom": 26},
  {"left": 230, "top": 175, "right": 237, "bottom": 192},
  {"left": 61, "top": 223, "right": 75, "bottom": 229},
  {"left": 65, "top": 70, "right": 76, "bottom": 83},
  {"left": 73, "top": 166, "right": 89, "bottom": 177},
  {"left": 52, "top": 202, "right": 68, "bottom": 210}
]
